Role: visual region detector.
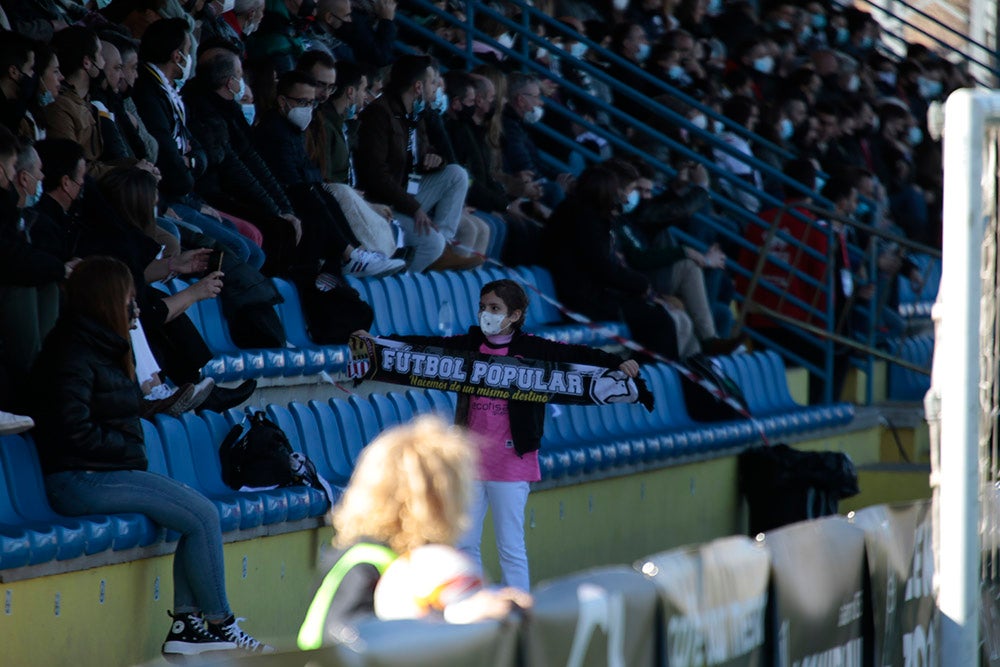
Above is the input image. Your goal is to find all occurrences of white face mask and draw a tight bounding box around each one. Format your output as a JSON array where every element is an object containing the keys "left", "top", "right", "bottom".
[
  {"left": 479, "top": 310, "right": 508, "bottom": 335},
  {"left": 287, "top": 105, "right": 313, "bottom": 130},
  {"left": 524, "top": 104, "right": 544, "bottom": 124},
  {"left": 244, "top": 20, "right": 260, "bottom": 35},
  {"left": 176, "top": 51, "right": 193, "bottom": 87},
  {"left": 221, "top": 0, "right": 235, "bottom": 11}
]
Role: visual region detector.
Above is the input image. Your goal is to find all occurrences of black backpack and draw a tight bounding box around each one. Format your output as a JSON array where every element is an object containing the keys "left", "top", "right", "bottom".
[{"left": 218, "top": 411, "right": 296, "bottom": 490}]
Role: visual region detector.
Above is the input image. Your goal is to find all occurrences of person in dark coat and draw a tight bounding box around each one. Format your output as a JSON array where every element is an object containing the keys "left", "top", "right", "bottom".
[
  {"left": 541, "top": 163, "right": 681, "bottom": 360},
  {"left": 28, "top": 256, "right": 272, "bottom": 660},
  {"left": 182, "top": 48, "right": 301, "bottom": 275}
]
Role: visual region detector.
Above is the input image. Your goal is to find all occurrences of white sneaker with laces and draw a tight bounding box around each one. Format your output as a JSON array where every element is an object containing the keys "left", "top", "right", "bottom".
[
  {"left": 0, "top": 411, "right": 34, "bottom": 436},
  {"left": 210, "top": 616, "right": 275, "bottom": 653},
  {"left": 343, "top": 247, "right": 406, "bottom": 277}
]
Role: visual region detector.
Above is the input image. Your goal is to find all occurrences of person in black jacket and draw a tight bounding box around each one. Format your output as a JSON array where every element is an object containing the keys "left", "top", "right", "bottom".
[
  {"left": 357, "top": 279, "right": 639, "bottom": 591},
  {"left": 132, "top": 18, "right": 266, "bottom": 270},
  {"left": 183, "top": 48, "right": 301, "bottom": 276},
  {"left": 541, "top": 162, "right": 682, "bottom": 360},
  {"left": 29, "top": 256, "right": 272, "bottom": 659}
]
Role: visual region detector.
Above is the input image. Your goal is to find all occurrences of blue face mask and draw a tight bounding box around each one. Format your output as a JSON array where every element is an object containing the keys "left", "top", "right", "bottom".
[
  {"left": 569, "top": 42, "right": 588, "bottom": 59},
  {"left": 344, "top": 102, "right": 358, "bottom": 119},
  {"left": 815, "top": 176, "right": 827, "bottom": 192},
  {"left": 38, "top": 89, "right": 55, "bottom": 107},
  {"left": 855, "top": 201, "right": 871, "bottom": 217},
  {"left": 431, "top": 87, "right": 448, "bottom": 115},
  {"left": 24, "top": 178, "right": 42, "bottom": 207},
  {"left": 412, "top": 95, "right": 426, "bottom": 115},
  {"left": 241, "top": 103, "right": 256, "bottom": 126},
  {"left": 635, "top": 42, "right": 651, "bottom": 63},
  {"left": 811, "top": 13, "right": 827, "bottom": 29},
  {"left": 779, "top": 118, "right": 794, "bottom": 140},
  {"left": 622, "top": 189, "right": 640, "bottom": 214},
  {"left": 668, "top": 64, "right": 685, "bottom": 80},
  {"left": 835, "top": 27, "right": 850, "bottom": 44}
]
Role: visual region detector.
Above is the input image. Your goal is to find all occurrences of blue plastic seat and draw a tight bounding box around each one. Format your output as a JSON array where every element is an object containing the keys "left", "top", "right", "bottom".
[
  {"left": 404, "top": 390, "right": 434, "bottom": 416},
  {"left": 272, "top": 278, "right": 329, "bottom": 375},
  {"left": 379, "top": 278, "right": 416, "bottom": 335},
  {"left": 0, "top": 436, "right": 61, "bottom": 567},
  {"left": 424, "top": 389, "right": 456, "bottom": 420},
  {"left": 369, "top": 393, "right": 402, "bottom": 430},
  {"left": 391, "top": 273, "right": 437, "bottom": 335},
  {"left": 0, "top": 435, "right": 106, "bottom": 559},
  {"left": 153, "top": 414, "right": 264, "bottom": 530},
  {"left": 334, "top": 397, "right": 378, "bottom": 464},
  {"left": 305, "top": 401, "right": 356, "bottom": 485}
]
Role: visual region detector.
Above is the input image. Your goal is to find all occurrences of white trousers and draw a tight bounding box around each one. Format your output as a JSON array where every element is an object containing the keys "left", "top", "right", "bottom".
[{"left": 456, "top": 480, "right": 531, "bottom": 591}]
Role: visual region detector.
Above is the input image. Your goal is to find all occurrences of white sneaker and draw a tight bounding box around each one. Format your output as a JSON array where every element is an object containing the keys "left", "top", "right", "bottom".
[
  {"left": 343, "top": 248, "right": 406, "bottom": 277},
  {"left": 0, "top": 411, "right": 33, "bottom": 436},
  {"left": 210, "top": 616, "right": 275, "bottom": 654}
]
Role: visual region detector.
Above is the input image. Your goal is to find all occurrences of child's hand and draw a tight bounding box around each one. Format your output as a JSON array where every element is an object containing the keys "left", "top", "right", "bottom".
[{"left": 618, "top": 359, "right": 640, "bottom": 378}]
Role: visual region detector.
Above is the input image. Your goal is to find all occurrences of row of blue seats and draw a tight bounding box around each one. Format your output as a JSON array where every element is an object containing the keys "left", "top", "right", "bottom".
[
  {"left": 176, "top": 266, "right": 628, "bottom": 383},
  {"left": 887, "top": 334, "right": 933, "bottom": 402},
  {"left": 344, "top": 265, "right": 629, "bottom": 346},
  {"left": 0, "top": 352, "right": 852, "bottom": 570}
]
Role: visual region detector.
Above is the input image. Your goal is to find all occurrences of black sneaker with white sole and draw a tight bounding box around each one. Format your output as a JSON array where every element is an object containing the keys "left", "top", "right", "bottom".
[
  {"left": 161, "top": 611, "right": 236, "bottom": 660},
  {"left": 207, "top": 616, "right": 275, "bottom": 653}
]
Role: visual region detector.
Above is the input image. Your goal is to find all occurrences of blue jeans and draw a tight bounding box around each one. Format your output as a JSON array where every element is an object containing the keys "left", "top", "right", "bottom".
[
  {"left": 169, "top": 203, "right": 265, "bottom": 270},
  {"left": 44, "top": 469, "right": 232, "bottom": 621}
]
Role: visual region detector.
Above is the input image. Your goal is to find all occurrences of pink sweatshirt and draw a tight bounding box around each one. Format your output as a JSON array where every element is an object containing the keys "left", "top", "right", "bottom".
[{"left": 466, "top": 334, "right": 541, "bottom": 482}]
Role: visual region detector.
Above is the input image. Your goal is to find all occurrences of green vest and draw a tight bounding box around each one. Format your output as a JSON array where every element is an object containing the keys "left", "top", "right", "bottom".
[{"left": 297, "top": 542, "right": 397, "bottom": 651}]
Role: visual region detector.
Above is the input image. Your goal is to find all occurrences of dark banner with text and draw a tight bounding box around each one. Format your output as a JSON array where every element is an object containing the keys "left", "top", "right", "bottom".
[
  {"left": 348, "top": 336, "right": 654, "bottom": 409},
  {"left": 766, "top": 517, "right": 870, "bottom": 667},
  {"left": 852, "top": 502, "right": 937, "bottom": 667}
]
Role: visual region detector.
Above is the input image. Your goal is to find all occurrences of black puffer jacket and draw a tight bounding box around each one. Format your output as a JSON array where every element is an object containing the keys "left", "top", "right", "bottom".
[
  {"left": 394, "top": 327, "right": 624, "bottom": 455},
  {"left": 29, "top": 313, "right": 146, "bottom": 475}
]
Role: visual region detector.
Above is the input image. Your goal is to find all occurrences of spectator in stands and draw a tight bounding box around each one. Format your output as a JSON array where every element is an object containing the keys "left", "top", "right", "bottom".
[
  {"left": 358, "top": 281, "right": 638, "bottom": 590},
  {"left": 253, "top": 68, "right": 403, "bottom": 277},
  {"left": 305, "top": 0, "right": 351, "bottom": 60},
  {"left": 502, "top": 72, "right": 572, "bottom": 208},
  {"left": 183, "top": 47, "right": 302, "bottom": 275},
  {"left": 219, "top": 0, "right": 266, "bottom": 49},
  {"left": 317, "top": 58, "right": 366, "bottom": 185},
  {"left": 133, "top": 17, "right": 267, "bottom": 270},
  {"left": 29, "top": 256, "right": 272, "bottom": 659},
  {"left": 0, "top": 34, "right": 40, "bottom": 140},
  {"left": 713, "top": 95, "right": 761, "bottom": 213},
  {"left": 607, "top": 22, "right": 651, "bottom": 125},
  {"left": 45, "top": 27, "right": 112, "bottom": 172},
  {"left": 106, "top": 34, "right": 160, "bottom": 163},
  {"left": 91, "top": 36, "right": 155, "bottom": 166},
  {"left": 3, "top": 0, "right": 78, "bottom": 43},
  {"left": 542, "top": 163, "right": 683, "bottom": 360},
  {"left": 356, "top": 54, "right": 477, "bottom": 272},
  {"left": 298, "top": 416, "right": 532, "bottom": 648},
  {"left": 0, "top": 137, "right": 68, "bottom": 415},
  {"left": 30, "top": 138, "right": 255, "bottom": 411},
  {"left": 246, "top": 0, "right": 316, "bottom": 74},
  {"left": 298, "top": 55, "right": 399, "bottom": 258},
  {"left": 619, "top": 157, "right": 740, "bottom": 346}
]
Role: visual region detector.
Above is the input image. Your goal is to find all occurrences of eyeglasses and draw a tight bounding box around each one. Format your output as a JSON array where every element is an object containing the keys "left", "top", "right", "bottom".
[{"left": 283, "top": 95, "right": 318, "bottom": 108}]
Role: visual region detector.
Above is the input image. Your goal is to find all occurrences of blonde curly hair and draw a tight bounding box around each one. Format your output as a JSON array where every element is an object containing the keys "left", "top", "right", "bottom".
[{"left": 331, "top": 416, "right": 476, "bottom": 554}]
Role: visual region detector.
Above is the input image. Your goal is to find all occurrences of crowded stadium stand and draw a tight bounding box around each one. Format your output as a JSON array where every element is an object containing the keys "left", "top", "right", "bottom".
[{"left": 0, "top": 0, "right": 974, "bottom": 662}]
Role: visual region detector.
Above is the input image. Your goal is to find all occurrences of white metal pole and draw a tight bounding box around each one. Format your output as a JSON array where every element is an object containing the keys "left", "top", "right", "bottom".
[{"left": 937, "top": 88, "right": 990, "bottom": 665}]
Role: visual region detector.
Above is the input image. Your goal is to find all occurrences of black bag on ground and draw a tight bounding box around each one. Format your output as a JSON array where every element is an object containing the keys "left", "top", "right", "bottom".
[
  {"left": 678, "top": 353, "right": 749, "bottom": 422},
  {"left": 219, "top": 411, "right": 296, "bottom": 489},
  {"left": 738, "top": 443, "right": 860, "bottom": 535}
]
